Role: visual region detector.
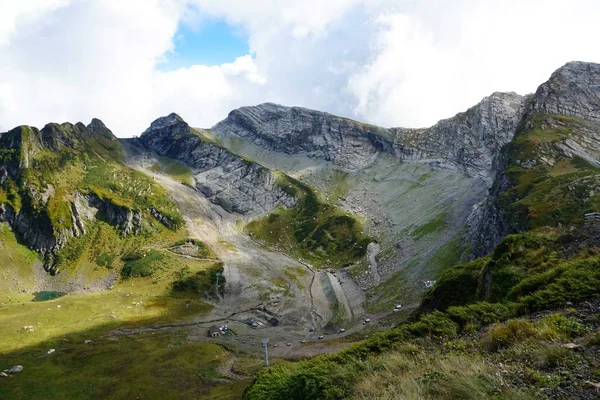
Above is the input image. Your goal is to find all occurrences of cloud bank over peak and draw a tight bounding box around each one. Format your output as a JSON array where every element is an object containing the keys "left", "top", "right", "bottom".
[{"left": 0, "top": 0, "right": 598, "bottom": 136}]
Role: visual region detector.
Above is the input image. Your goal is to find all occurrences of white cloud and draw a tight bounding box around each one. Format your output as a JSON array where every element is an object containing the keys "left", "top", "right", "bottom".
[
  {"left": 0, "top": 0, "right": 599, "bottom": 136},
  {"left": 0, "top": 0, "right": 71, "bottom": 47}
]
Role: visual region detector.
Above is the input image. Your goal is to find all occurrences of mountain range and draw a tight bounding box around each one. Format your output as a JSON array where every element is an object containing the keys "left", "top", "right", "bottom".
[{"left": 1, "top": 61, "right": 600, "bottom": 399}]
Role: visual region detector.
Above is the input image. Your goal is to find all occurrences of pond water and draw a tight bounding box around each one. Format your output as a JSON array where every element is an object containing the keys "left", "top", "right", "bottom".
[{"left": 32, "top": 291, "right": 66, "bottom": 302}]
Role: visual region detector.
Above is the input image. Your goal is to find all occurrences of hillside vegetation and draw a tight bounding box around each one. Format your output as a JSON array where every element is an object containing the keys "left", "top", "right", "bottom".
[
  {"left": 243, "top": 112, "right": 600, "bottom": 399},
  {"left": 499, "top": 113, "right": 600, "bottom": 230},
  {"left": 244, "top": 227, "right": 600, "bottom": 399},
  {"left": 0, "top": 121, "right": 183, "bottom": 273},
  {"left": 246, "top": 173, "right": 371, "bottom": 269}
]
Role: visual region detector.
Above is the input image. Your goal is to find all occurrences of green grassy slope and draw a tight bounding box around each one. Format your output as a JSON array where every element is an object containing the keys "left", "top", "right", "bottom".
[
  {"left": 0, "top": 273, "right": 252, "bottom": 400},
  {"left": 498, "top": 113, "right": 600, "bottom": 231},
  {"left": 0, "top": 122, "right": 184, "bottom": 273},
  {"left": 0, "top": 223, "right": 41, "bottom": 294},
  {"left": 245, "top": 173, "right": 371, "bottom": 269},
  {"left": 0, "top": 230, "right": 234, "bottom": 399}
]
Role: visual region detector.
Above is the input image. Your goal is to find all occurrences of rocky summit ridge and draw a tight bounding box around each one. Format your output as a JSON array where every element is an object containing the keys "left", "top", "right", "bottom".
[
  {"left": 212, "top": 92, "right": 525, "bottom": 179},
  {"left": 138, "top": 112, "right": 296, "bottom": 215}
]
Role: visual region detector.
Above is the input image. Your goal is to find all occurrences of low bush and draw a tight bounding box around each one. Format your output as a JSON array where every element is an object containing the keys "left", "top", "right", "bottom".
[
  {"left": 531, "top": 345, "right": 573, "bottom": 370},
  {"left": 406, "top": 311, "right": 459, "bottom": 338},
  {"left": 546, "top": 314, "right": 590, "bottom": 338},
  {"left": 446, "top": 302, "right": 518, "bottom": 331},
  {"left": 480, "top": 319, "right": 538, "bottom": 352}
]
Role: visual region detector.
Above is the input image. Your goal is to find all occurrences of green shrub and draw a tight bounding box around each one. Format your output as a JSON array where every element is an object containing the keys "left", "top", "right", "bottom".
[
  {"left": 480, "top": 319, "right": 538, "bottom": 352},
  {"left": 519, "top": 258, "right": 600, "bottom": 311},
  {"left": 406, "top": 311, "right": 458, "bottom": 338},
  {"left": 419, "top": 258, "right": 487, "bottom": 312},
  {"left": 547, "top": 315, "right": 590, "bottom": 338},
  {"left": 244, "top": 360, "right": 349, "bottom": 400},
  {"left": 446, "top": 302, "right": 518, "bottom": 331},
  {"left": 531, "top": 345, "right": 573, "bottom": 370},
  {"left": 95, "top": 252, "right": 116, "bottom": 269}
]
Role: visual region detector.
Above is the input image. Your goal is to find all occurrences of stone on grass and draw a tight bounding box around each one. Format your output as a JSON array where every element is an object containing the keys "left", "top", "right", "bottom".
[{"left": 8, "top": 365, "right": 23, "bottom": 374}]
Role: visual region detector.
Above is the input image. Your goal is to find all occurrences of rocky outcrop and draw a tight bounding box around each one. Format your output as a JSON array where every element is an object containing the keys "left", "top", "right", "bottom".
[
  {"left": 212, "top": 94, "right": 525, "bottom": 178},
  {"left": 0, "top": 192, "right": 142, "bottom": 273},
  {"left": 469, "top": 61, "right": 600, "bottom": 257},
  {"left": 212, "top": 103, "right": 391, "bottom": 170},
  {"left": 139, "top": 113, "right": 296, "bottom": 215},
  {"left": 0, "top": 119, "right": 143, "bottom": 273},
  {"left": 389, "top": 92, "right": 526, "bottom": 179},
  {"left": 529, "top": 61, "right": 600, "bottom": 123},
  {"left": 149, "top": 207, "right": 177, "bottom": 230},
  {"left": 83, "top": 193, "right": 142, "bottom": 235}
]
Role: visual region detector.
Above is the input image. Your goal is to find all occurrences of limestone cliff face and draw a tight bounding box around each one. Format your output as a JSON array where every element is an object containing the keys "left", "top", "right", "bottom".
[
  {"left": 389, "top": 92, "right": 526, "bottom": 179},
  {"left": 212, "top": 103, "right": 391, "bottom": 170},
  {"left": 0, "top": 193, "right": 141, "bottom": 273},
  {"left": 139, "top": 113, "right": 296, "bottom": 215},
  {"left": 212, "top": 93, "right": 525, "bottom": 179},
  {"left": 211, "top": 62, "right": 600, "bottom": 262},
  {"left": 529, "top": 61, "right": 600, "bottom": 123}
]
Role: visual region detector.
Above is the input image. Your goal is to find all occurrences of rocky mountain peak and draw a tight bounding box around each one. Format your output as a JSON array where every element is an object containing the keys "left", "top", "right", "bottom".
[
  {"left": 87, "top": 118, "right": 116, "bottom": 140},
  {"left": 145, "top": 113, "right": 187, "bottom": 133},
  {"left": 392, "top": 90, "right": 526, "bottom": 178},
  {"left": 530, "top": 61, "right": 600, "bottom": 122},
  {"left": 213, "top": 102, "right": 391, "bottom": 170},
  {"left": 136, "top": 112, "right": 297, "bottom": 216},
  {"left": 214, "top": 92, "right": 526, "bottom": 176}
]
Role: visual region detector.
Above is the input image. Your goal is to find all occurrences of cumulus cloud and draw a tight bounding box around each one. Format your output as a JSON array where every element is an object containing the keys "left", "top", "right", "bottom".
[{"left": 0, "top": 0, "right": 599, "bottom": 136}]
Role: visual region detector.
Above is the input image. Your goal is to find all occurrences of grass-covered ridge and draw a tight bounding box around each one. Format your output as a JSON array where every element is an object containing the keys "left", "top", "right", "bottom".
[
  {"left": 245, "top": 173, "right": 371, "bottom": 268},
  {"left": 420, "top": 225, "right": 600, "bottom": 313},
  {"left": 2, "top": 121, "right": 183, "bottom": 229},
  {"left": 0, "top": 121, "right": 184, "bottom": 271},
  {"left": 499, "top": 113, "right": 600, "bottom": 231},
  {"left": 245, "top": 200, "right": 600, "bottom": 399}
]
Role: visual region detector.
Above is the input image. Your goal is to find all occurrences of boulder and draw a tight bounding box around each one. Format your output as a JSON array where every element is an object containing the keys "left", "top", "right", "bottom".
[{"left": 8, "top": 365, "right": 23, "bottom": 374}]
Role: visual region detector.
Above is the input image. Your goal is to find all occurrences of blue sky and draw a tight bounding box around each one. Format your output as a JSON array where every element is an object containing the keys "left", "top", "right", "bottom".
[{"left": 158, "top": 19, "right": 249, "bottom": 70}]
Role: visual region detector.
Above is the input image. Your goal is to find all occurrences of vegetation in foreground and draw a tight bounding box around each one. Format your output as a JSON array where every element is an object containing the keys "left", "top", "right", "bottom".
[
  {"left": 245, "top": 299, "right": 599, "bottom": 399},
  {"left": 244, "top": 222, "right": 600, "bottom": 399}
]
